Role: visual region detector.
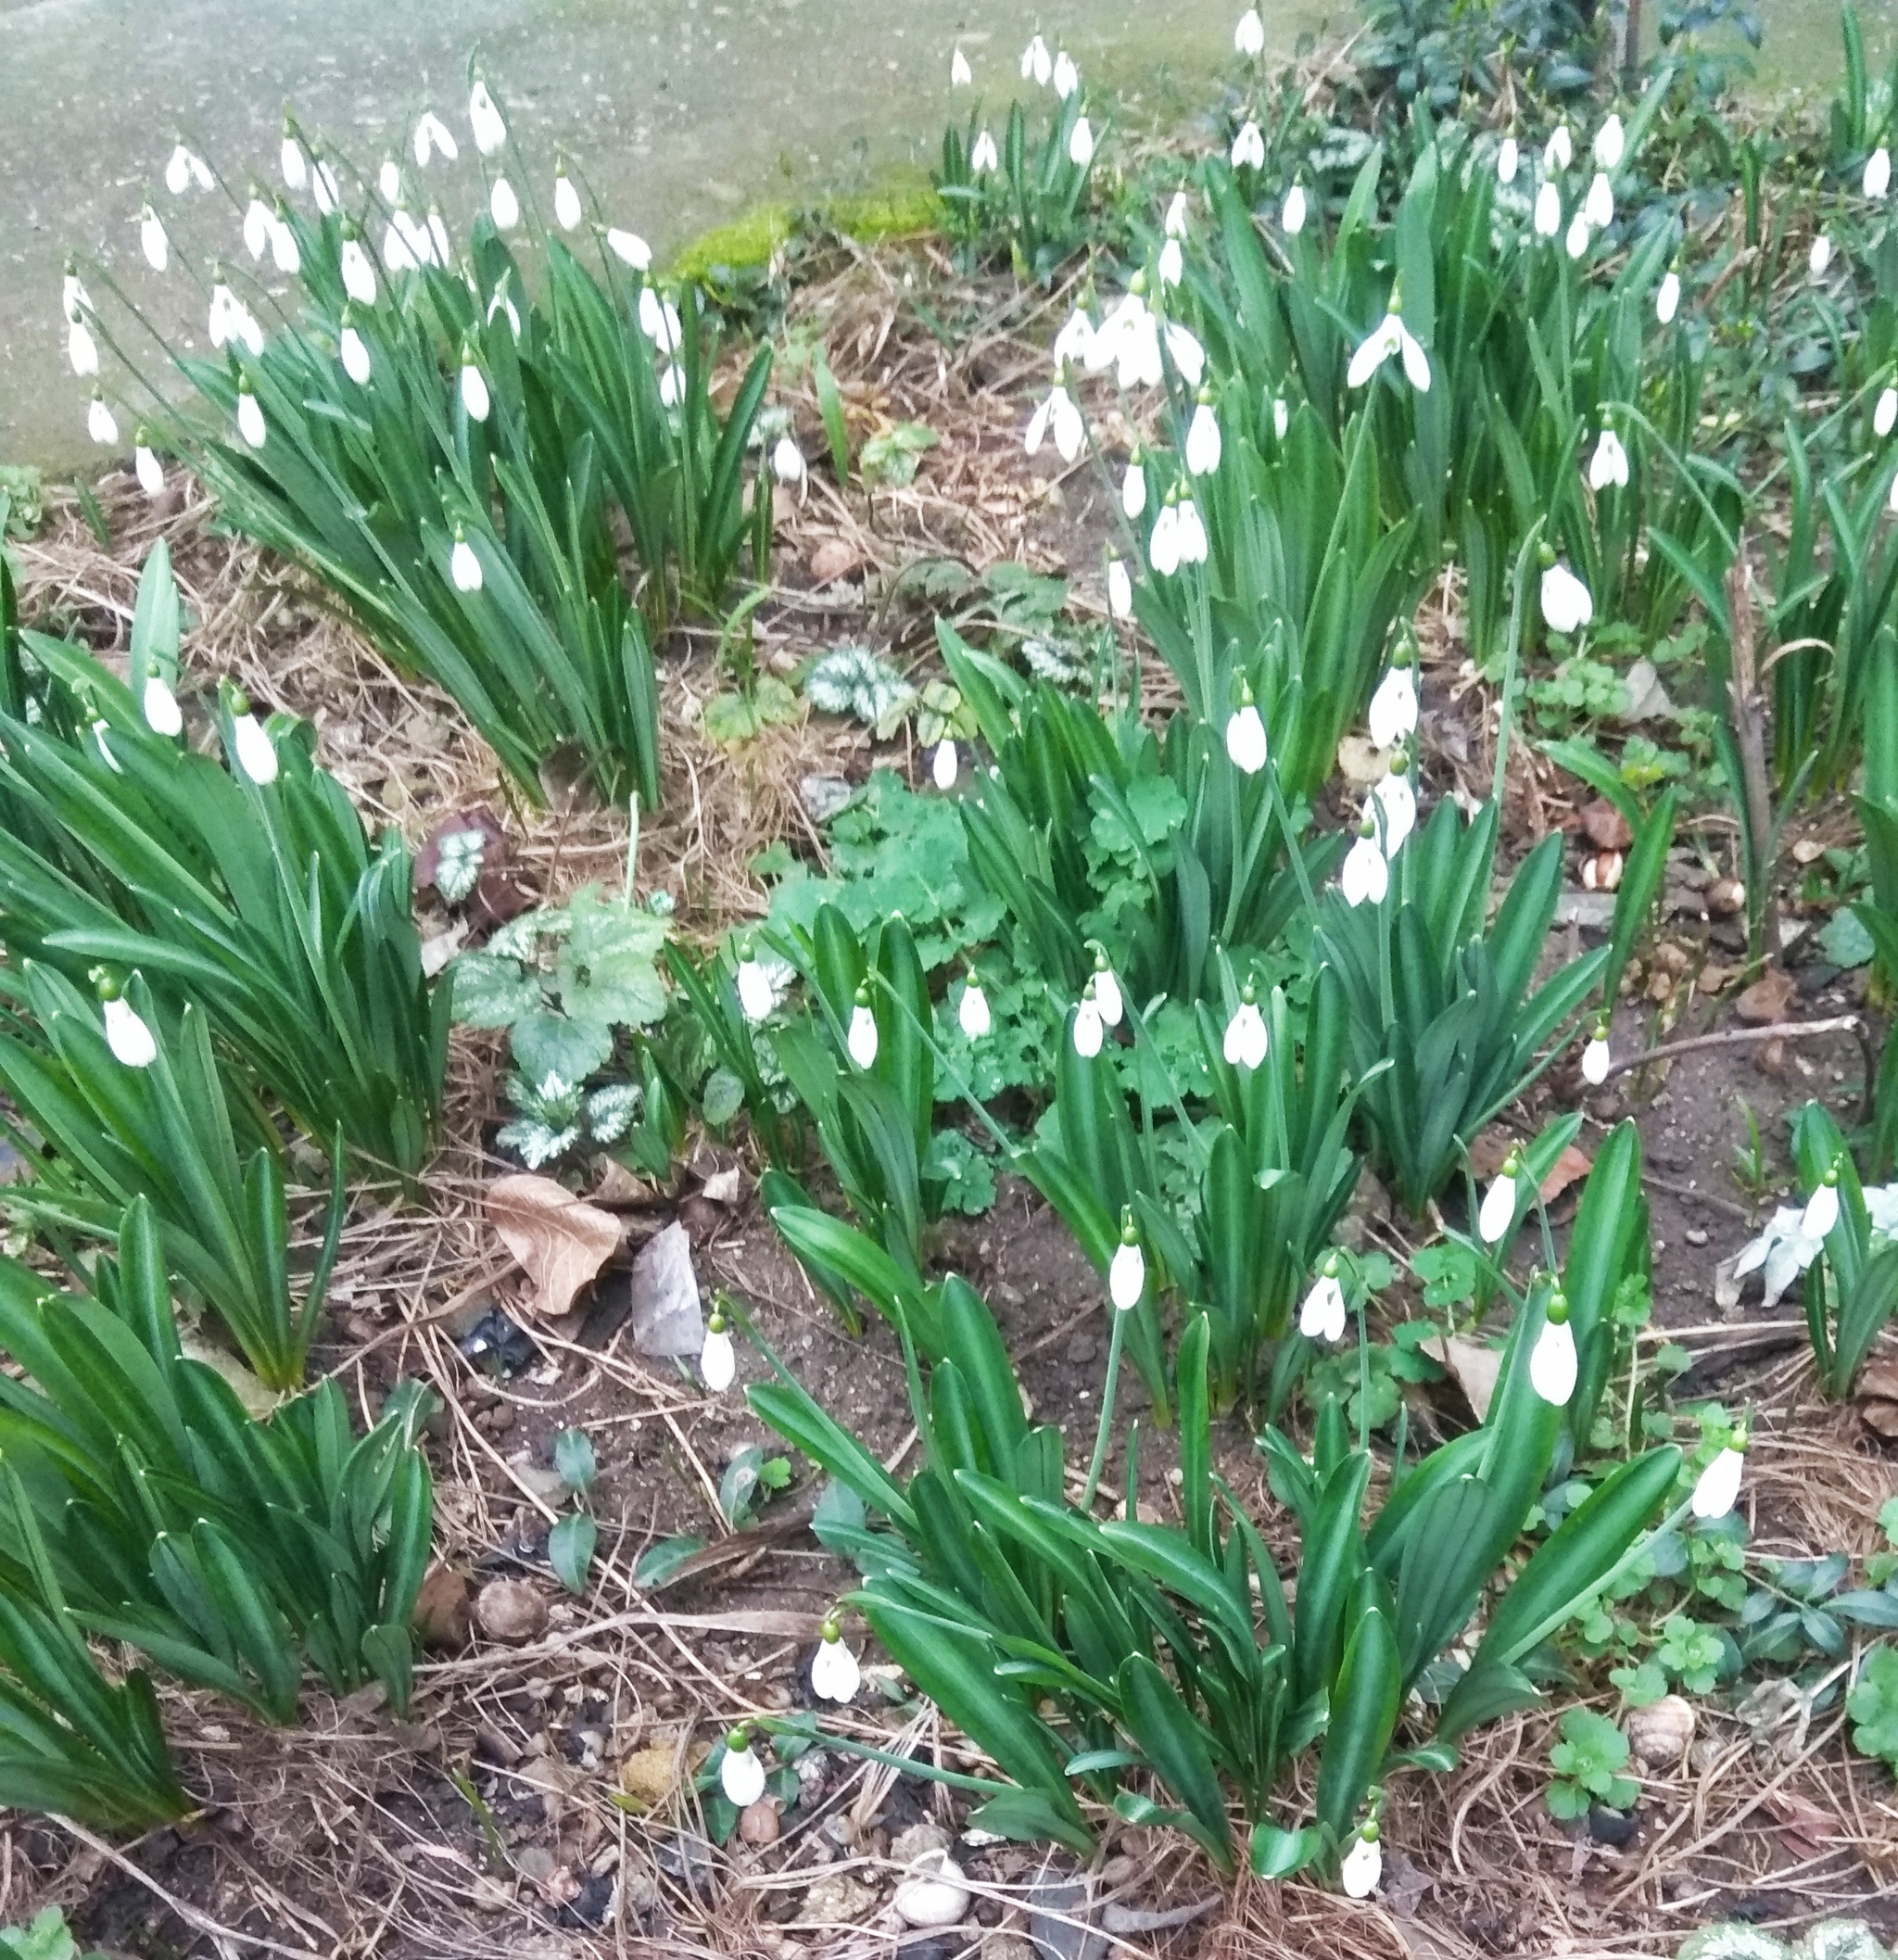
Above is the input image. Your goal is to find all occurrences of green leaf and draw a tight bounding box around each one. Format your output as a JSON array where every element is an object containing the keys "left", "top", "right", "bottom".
[
  {"left": 554, "top": 1428, "right": 598, "bottom": 1493},
  {"left": 449, "top": 953, "right": 544, "bottom": 1029},
  {"left": 701, "top": 1066, "right": 746, "bottom": 1129},
  {"left": 512, "top": 1012, "right": 615, "bottom": 1085},
  {"left": 635, "top": 1535, "right": 707, "bottom": 1587},
  {"left": 1818, "top": 908, "right": 1875, "bottom": 969},
  {"left": 549, "top": 1512, "right": 599, "bottom": 1594}
]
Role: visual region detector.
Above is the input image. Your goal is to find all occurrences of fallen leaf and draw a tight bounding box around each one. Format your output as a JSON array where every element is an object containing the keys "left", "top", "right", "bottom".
[
  {"left": 1857, "top": 1360, "right": 1898, "bottom": 1439},
  {"left": 1540, "top": 1144, "right": 1593, "bottom": 1204},
  {"left": 740, "top": 1797, "right": 783, "bottom": 1845},
  {"left": 1336, "top": 734, "right": 1386, "bottom": 788},
  {"left": 809, "top": 538, "right": 856, "bottom": 585},
  {"left": 617, "top": 1740, "right": 682, "bottom": 1814},
  {"left": 1736, "top": 967, "right": 1796, "bottom": 1025},
  {"left": 1466, "top": 1128, "right": 1516, "bottom": 1179},
  {"left": 701, "top": 1167, "right": 743, "bottom": 1205},
  {"left": 1699, "top": 962, "right": 1736, "bottom": 993},
  {"left": 589, "top": 1158, "right": 650, "bottom": 1207},
  {"left": 1426, "top": 1335, "right": 1504, "bottom": 1423},
  {"left": 179, "top": 1327, "right": 279, "bottom": 1418},
  {"left": 1580, "top": 800, "right": 1634, "bottom": 852},
  {"left": 1761, "top": 1787, "right": 1839, "bottom": 1857},
  {"left": 411, "top": 1565, "right": 471, "bottom": 1650},
  {"left": 488, "top": 1173, "right": 622, "bottom": 1317}
]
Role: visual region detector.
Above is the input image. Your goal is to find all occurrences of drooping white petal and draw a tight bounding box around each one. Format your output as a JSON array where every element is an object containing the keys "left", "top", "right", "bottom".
[
  {"left": 1581, "top": 1033, "right": 1611, "bottom": 1085},
  {"left": 932, "top": 739, "right": 958, "bottom": 790},
  {"left": 470, "top": 81, "right": 508, "bottom": 156},
  {"left": 1148, "top": 502, "right": 1181, "bottom": 576},
  {"left": 1165, "top": 190, "right": 1190, "bottom": 237},
  {"left": 771, "top": 436, "right": 805, "bottom": 486},
  {"left": 607, "top": 227, "right": 652, "bottom": 269},
  {"left": 1226, "top": 702, "right": 1268, "bottom": 775},
  {"left": 312, "top": 158, "right": 338, "bottom": 215},
  {"left": 1185, "top": 402, "right": 1222, "bottom": 475},
  {"left": 282, "top": 134, "right": 308, "bottom": 189},
  {"left": 1534, "top": 181, "right": 1562, "bottom": 237},
  {"left": 450, "top": 537, "right": 483, "bottom": 592},
  {"left": 1072, "top": 998, "right": 1104, "bottom": 1057},
  {"left": 1108, "top": 1238, "right": 1145, "bottom": 1310},
  {"left": 1223, "top": 1000, "right": 1269, "bottom": 1070},
  {"left": 68, "top": 317, "right": 99, "bottom": 376},
  {"left": 1273, "top": 398, "right": 1289, "bottom": 440},
  {"left": 271, "top": 215, "right": 301, "bottom": 275},
  {"left": 379, "top": 157, "right": 402, "bottom": 202},
  {"left": 236, "top": 390, "right": 268, "bottom": 449},
  {"left": 1529, "top": 1317, "right": 1578, "bottom": 1406},
  {"left": 1810, "top": 234, "right": 1833, "bottom": 277},
  {"left": 1544, "top": 125, "right": 1573, "bottom": 173},
  {"left": 1592, "top": 114, "right": 1626, "bottom": 171},
  {"left": 1877, "top": 386, "right": 1898, "bottom": 439},
  {"left": 1053, "top": 307, "right": 1095, "bottom": 367},
  {"left": 951, "top": 47, "right": 973, "bottom": 86},
  {"left": 1340, "top": 1834, "right": 1382, "bottom": 1899},
  {"left": 1373, "top": 768, "right": 1415, "bottom": 856},
  {"left": 165, "top": 145, "right": 191, "bottom": 196},
  {"left": 1107, "top": 556, "right": 1133, "bottom": 620},
  {"left": 1175, "top": 498, "right": 1208, "bottom": 563},
  {"left": 1584, "top": 170, "right": 1614, "bottom": 231},
  {"left": 847, "top": 1004, "right": 879, "bottom": 1069},
  {"left": 554, "top": 172, "right": 583, "bottom": 231},
  {"left": 719, "top": 1739, "right": 765, "bottom": 1806},
  {"left": 1801, "top": 1180, "right": 1840, "bottom": 1241},
  {"left": 1053, "top": 51, "right": 1079, "bottom": 100},
  {"left": 1398, "top": 325, "right": 1431, "bottom": 393},
  {"left": 1340, "top": 831, "right": 1388, "bottom": 906},
  {"left": 490, "top": 174, "right": 520, "bottom": 231},
  {"left": 735, "top": 960, "right": 776, "bottom": 1023},
  {"left": 1690, "top": 1445, "right": 1745, "bottom": 1521},
  {"left": 1283, "top": 183, "right": 1307, "bottom": 234},
  {"left": 1231, "top": 120, "right": 1265, "bottom": 171},
  {"left": 1478, "top": 1170, "right": 1518, "bottom": 1245},
  {"left": 1656, "top": 271, "right": 1681, "bottom": 324},
  {"left": 1367, "top": 665, "right": 1418, "bottom": 751},
  {"left": 1164, "top": 321, "right": 1205, "bottom": 386},
  {"left": 341, "top": 324, "right": 372, "bottom": 385},
  {"left": 1588, "top": 428, "right": 1630, "bottom": 491},
  {"left": 1540, "top": 562, "right": 1594, "bottom": 635},
  {"left": 233, "top": 711, "right": 278, "bottom": 783},
  {"left": 1121, "top": 460, "right": 1146, "bottom": 520},
  {"left": 341, "top": 238, "right": 377, "bottom": 306},
  {"left": 958, "top": 980, "right": 992, "bottom": 1040},
  {"left": 701, "top": 1326, "right": 736, "bottom": 1393},
  {"left": 1866, "top": 146, "right": 1892, "bottom": 200},
  {"left": 104, "top": 996, "right": 158, "bottom": 1068},
  {"left": 143, "top": 674, "right": 183, "bottom": 736},
  {"left": 1234, "top": 6, "right": 1266, "bottom": 55},
  {"left": 1299, "top": 1271, "right": 1346, "bottom": 1342},
  {"left": 1566, "top": 211, "right": 1592, "bottom": 259},
  {"left": 243, "top": 196, "right": 272, "bottom": 259},
  {"left": 1347, "top": 314, "right": 1402, "bottom": 388},
  {"left": 811, "top": 1632, "right": 861, "bottom": 1702},
  {"left": 1158, "top": 237, "right": 1183, "bottom": 287},
  {"left": 970, "top": 130, "right": 999, "bottom": 175},
  {"left": 135, "top": 445, "right": 166, "bottom": 497},
  {"left": 87, "top": 395, "right": 119, "bottom": 446},
  {"left": 141, "top": 209, "right": 170, "bottom": 270},
  {"left": 1069, "top": 116, "right": 1095, "bottom": 169},
  {"left": 1094, "top": 968, "right": 1123, "bottom": 1028},
  {"left": 1498, "top": 137, "right": 1519, "bottom": 184},
  {"left": 461, "top": 362, "right": 491, "bottom": 423}
]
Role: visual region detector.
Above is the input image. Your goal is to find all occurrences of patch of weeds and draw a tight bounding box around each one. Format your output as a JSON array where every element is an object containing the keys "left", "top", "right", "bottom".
[
  {"left": 858, "top": 422, "right": 939, "bottom": 487},
  {"left": 1546, "top": 1708, "right": 1639, "bottom": 1820}
]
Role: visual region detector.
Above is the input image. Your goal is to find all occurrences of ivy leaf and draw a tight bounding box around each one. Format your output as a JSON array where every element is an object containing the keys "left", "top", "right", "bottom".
[
  {"left": 450, "top": 952, "right": 544, "bottom": 1029},
  {"left": 549, "top": 1511, "right": 598, "bottom": 1594}
]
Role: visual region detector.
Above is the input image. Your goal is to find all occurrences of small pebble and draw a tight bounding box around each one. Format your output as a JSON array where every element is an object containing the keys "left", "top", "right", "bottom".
[{"left": 1685, "top": 1227, "right": 1708, "bottom": 1247}]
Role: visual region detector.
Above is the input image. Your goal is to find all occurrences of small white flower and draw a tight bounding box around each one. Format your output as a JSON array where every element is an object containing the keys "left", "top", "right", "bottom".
[
  {"left": 1158, "top": 236, "right": 1183, "bottom": 287},
  {"left": 1021, "top": 33, "right": 1052, "bottom": 86},
  {"left": 271, "top": 214, "right": 301, "bottom": 275},
  {"left": 1801, "top": 1176, "right": 1840, "bottom": 1241},
  {"left": 450, "top": 534, "right": 484, "bottom": 592},
  {"left": 1175, "top": 497, "right": 1208, "bottom": 564},
  {"left": 1299, "top": 1265, "right": 1347, "bottom": 1343},
  {"left": 1877, "top": 386, "right": 1898, "bottom": 438},
  {"left": 1367, "top": 664, "right": 1418, "bottom": 751},
  {"left": 1025, "top": 384, "right": 1084, "bottom": 463},
  {"left": 1273, "top": 397, "right": 1290, "bottom": 440},
  {"left": 1588, "top": 427, "right": 1630, "bottom": 491},
  {"left": 970, "top": 130, "right": 999, "bottom": 174},
  {"left": 1566, "top": 211, "right": 1592, "bottom": 260},
  {"left": 461, "top": 360, "right": 491, "bottom": 423},
  {"left": 1544, "top": 125, "right": 1573, "bottom": 173},
  {"left": 140, "top": 207, "right": 170, "bottom": 271},
  {"left": 1340, "top": 1829, "right": 1382, "bottom": 1899},
  {"left": 1226, "top": 700, "right": 1268, "bottom": 775},
  {"left": 428, "top": 209, "right": 452, "bottom": 264},
  {"left": 312, "top": 158, "right": 339, "bottom": 215},
  {"left": 811, "top": 1624, "right": 860, "bottom": 1703},
  {"left": 103, "top": 994, "right": 158, "bottom": 1069},
  {"left": 702, "top": 1318, "right": 736, "bottom": 1392},
  {"left": 1165, "top": 320, "right": 1206, "bottom": 386},
  {"left": 1810, "top": 234, "right": 1833, "bottom": 277},
  {"left": 719, "top": 1733, "right": 765, "bottom": 1805},
  {"left": 1592, "top": 114, "right": 1626, "bottom": 171},
  {"left": 554, "top": 170, "right": 583, "bottom": 231},
  {"left": 236, "top": 388, "right": 268, "bottom": 449},
  {"left": 1341, "top": 827, "right": 1388, "bottom": 906},
  {"left": 243, "top": 196, "right": 272, "bottom": 259},
  {"left": 1109, "top": 1233, "right": 1145, "bottom": 1310},
  {"left": 165, "top": 143, "right": 210, "bottom": 196},
  {"left": 1231, "top": 120, "right": 1265, "bottom": 171},
  {"left": 735, "top": 958, "right": 776, "bottom": 1023},
  {"left": 1498, "top": 136, "right": 1519, "bottom": 184},
  {"left": 639, "top": 285, "right": 683, "bottom": 351},
  {"left": 1107, "top": 554, "right": 1133, "bottom": 620},
  {"left": 341, "top": 323, "right": 373, "bottom": 385},
  {"left": 1283, "top": 182, "right": 1307, "bottom": 234},
  {"left": 87, "top": 395, "right": 118, "bottom": 446},
  {"left": 1691, "top": 1442, "right": 1745, "bottom": 1521},
  {"left": 1069, "top": 116, "right": 1095, "bottom": 169},
  {"left": 135, "top": 444, "right": 166, "bottom": 497},
  {"left": 1165, "top": 190, "right": 1190, "bottom": 237},
  {"left": 379, "top": 157, "right": 402, "bottom": 202},
  {"left": 1478, "top": 1159, "right": 1519, "bottom": 1245},
  {"left": 1235, "top": 6, "right": 1266, "bottom": 55},
  {"left": 1149, "top": 501, "right": 1181, "bottom": 575},
  {"left": 660, "top": 362, "right": 685, "bottom": 408},
  {"left": 1223, "top": 996, "right": 1269, "bottom": 1070},
  {"left": 282, "top": 133, "right": 308, "bottom": 190},
  {"left": 1093, "top": 966, "right": 1123, "bottom": 1028},
  {"left": 233, "top": 709, "right": 278, "bottom": 783},
  {"left": 951, "top": 46, "right": 973, "bottom": 86},
  {"left": 413, "top": 110, "right": 459, "bottom": 166},
  {"left": 1584, "top": 171, "right": 1614, "bottom": 231},
  {"left": 1122, "top": 458, "right": 1147, "bottom": 519},
  {"left": 1534, "top": 181, "right": 1562, "bottom": 237},
  {"left": 1373, "top": 765, "right": 1415, "bottom": 856},
  {"left": 1866, "top": 146, "right": 1892, "bottom": 200},
  {"left": 847, "top": 1000, "right": 879, "bottom": 1069},
  {"left": 1581, "top": 1030, "right": 1611, "bottom": 1085},
  {"left": 607, "top": 227, "right": 652, "bottom": 269},
  {"left": 470, "top": 80, "right": 508, "bottom": 156},
  {"left": 771, "top": 435, "right": 805, "bottom": 486},
  {"left": 143, "top": 674, "right": 183, "bottom": 736},
  {"left": 341, "top": 236, "right": 377, "bottom": 306},
  {"left": 958, "top": 980, "right": 992, "bottom": 1040},
  {"left": 490, "top": 174, "right": 520, "bottom": 231},
  {"left": 1072, "top": 993, "right": 1105, "bottom": 1057},
  {"left": 68, "top": 315, "right": 99, "bottom": 377},
  {"left": 385, "top": 219, "right": 417, "bottom": 272},
  {"left": 1540, "top": 562, "right": 1594, "bottom": 635},
  {"left": 932, "top": 739, "right": 958, "bottom": 790},
  {"left": 1053, "top": 307, "right": 1095, "bottom": 367},
  {"left": 1656, "top": 269, "right": 1681, "bottom": 324},
  {"left": 1053, "top": 50, "right": 1079, "bottom": 99},
  {"left": 1185, "top": 400, "right": 1221, "bottom": 476},
  {"left": 1348, "top": 310, "right": 1429, "bottom": 392},
  {"left": 1529, "top": 1307, "right": 1577, "bottom": 1407}
]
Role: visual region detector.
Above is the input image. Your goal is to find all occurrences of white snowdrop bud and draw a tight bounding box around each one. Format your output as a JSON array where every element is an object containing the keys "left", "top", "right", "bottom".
[
  {"left": 232, "top": 705, "right": 279, "bottom": 783},
  {"left": 1478, "top": 1152, "right": 1521, "bottom": 1245},
  {"left": 1108, "top": 1217, "right": 1145, "bottom": 1310},
  {"left": 470, "top": 80, "right": 508, "bottom": 156},
  {"left": 701, "top": 1309, "right": 736, "bottom": 1392},
  {"left": 847, "top": 990, "right": 879, "bottom": 1069},
  {"left": 1691, "top": 1437, "right": 1746, "bottom": 1521},
  {"left": 958, "top": 978, "right": 991, "bottom": 1040},
  {"left": 103, "top": 993, "right": 158, "bottom": 1069},
  {"left": 461, "top": 359, "right": 491, "bottom": 423},
  {"left": 450, "top": 529, "right": 484, "bottom": 593},
  {"left": 490, "top": 174, "right": 520, "bottom": 231},
  {"left": 719, "top": 1731, "right": 766, "bottom": 1806},
  {"left": 143, "top": 673, "right": 183, "bottom": 736},
  {"left": 1529, "top": 1293, "right": 1577, "bottom": 1407},
  {"left": 811, "top": 1620, "right": 861, "bottom": 1702},
  {"left": 554, "top": 168, "right": 583, "bottom": 231},
  {"left": 932, "top": 739, "right": 958, "bottom": 790}
]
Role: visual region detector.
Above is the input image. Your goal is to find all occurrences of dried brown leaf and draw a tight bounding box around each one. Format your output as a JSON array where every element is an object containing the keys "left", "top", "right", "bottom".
[{"left": 488, "top": 1172, "right": 622, "bottom": 1318}]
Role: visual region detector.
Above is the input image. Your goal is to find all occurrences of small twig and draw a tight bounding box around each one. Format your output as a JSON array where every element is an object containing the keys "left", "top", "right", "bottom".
[{"left": 1603, "top": 1014, "right": 1873, "bottom": 1121}]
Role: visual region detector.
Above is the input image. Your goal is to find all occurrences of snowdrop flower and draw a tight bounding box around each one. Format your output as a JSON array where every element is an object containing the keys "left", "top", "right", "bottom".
[
  {"left": 87, "top": 394, "right": 118, "bottom": 446},
  {"left": 271, "top": 210, "right": 301, "bottom": 275},
  {"left": 970, "top": 130, "right": 999, "bottom": 174},
  {"left": 1299, "top": 1257, "right": 1347, "bottom": 1343},
  {"left": 413, "top": 110, "right": 459, "bottom": 166},
  {"left": 1175, "top": 494, "right": 1208, "bottom": 564},
  {"left": 470, "top": 79, "right": 508, "bottom": 155},
  {"left": 236, "top": 382, "right": 267, "bottom": 450},
  {"left": 1231, "top": 120, "right": 1266, "bottom": 171},
  {"left": 340, "top": 232, "right": 376, "bottom": 306},
  {"left": 1165, "top": 190, "right": 1190, "bottom": 237},
  {"left": 490, "top": 174, "right": 520, "bottom": 231},
  {"left": 1498, "top": 136, "right": 1520, "bottom": 185},
  {"left": 719, "top": 1728, "right": 765, "bottom": 1806},
  {"left": 932, "top": 738, "right": 958, "bottom": 790},
  {"left": 1053, "top": 306, "right": 1095, "bottom": 368},
  {"left": 1584, "top": 171, "right": 1614, "bottom": 231},
  {"left": 1540, "top": 560, "right": 1594, "bottom": 635},
  {"left": 1341, "top": 817, "right": 1388, "bottom": 906},
  {"left": 1223, "top": 986, "right": 1269, "bottom": 1070},
  {"left": 311, "top": 157, "right": 339, "bottom": 216},
  {"left": 1544, "top": 125, "right": 1573, "bottom": 173},
  {"left": 384, "top": 218, "right": 418, "bottom": 273},
  {"left": 847, "top": 987, "right": 879, "bottom": 1069},
  {"left": 1690, "top": 1431, "right": 1746, "bottom": 1521},
  {"left": 282, "top": 127, "right": 308, "bottom": 191},
  {"left": 1529, "top": 1290, "right": 1577, "bottom": 1406},
  {"left": 143, "top": 672, "right": 183, "bottom": 737},
  {"left": 1091, "top": 956, "right": 1123, "bottom": 1028},
  {"left": 811, "top": 1619, "right": 860, "bottom": 1702},
  {"left": 134, "top": 436, "right": 166, "bottom": 498},
  {"left": 1283, "top": 182, "right": 1308, "bottom": 234},
  {"left": 1158, "top": 236, "right": 1183, "bottom": 287},
  {"left": 1121, "top": 451, "right": 1147, "bottom": 519},
  {"left": 1656, "top": 269, "right": 1681, "bottom": 324},
  {"left": 1089, "top": 285, "right": 1159, "bottom": 387},
  {"left": 68, "top": 315, "right": 99, "bottom": 377},
  {"left": 1021, "top": 34, "right": 1052, "bottom": 86},
  {"left": 1108, "top": 1213, "right": 1145, "bottom": 1309},
  {"left": 660, "top": 362, "right": 685, "bottom": 408},
  {"left": 1185, "top": 395, "right": 1222, "bottom": 476},
  {"left": 735, "top": 948, "right": 776, "bottom": 1023},
  {"left": 1592, "top": 113, "right": 1626, "bottom": 171},
  {"left": 701, "top": 1307, "right": 736, "bottom": 1392},
  {"left": 1069, "top": 116, "right": 1095, "bottom": 169},
  {"left": 771, "top": 435, "right": 805, "bottom": 487},
  {"left": 1072, "top": 982, "right": 1105, "bottom": 1057},
  {"left": 427, "top": 209, "right": 452, "bottom": 265},
  {"left": 1367, "top": 654, "right": 1418, "bottom": 751},
  {"left": 1025, "top": 380, "right": 1084, "bottom": 462},
  {"left": 1877, "top": 386, "right": 1898, "bottom": 438},
  {"left": 1273, "top": 397, "right": 1290, "bottom": 440},
  {"left": 1107, "top": 552, "right": 1133, "bottom": 620},
  {"left": 1226, "top": 682, "right": 1268, "bottom": 775},
  {"left": 208, "top": 281, "right": 235, "bottom": 348},
  {"left": 243, "top": 196, "right": 272, "bottom": 259},
  {"left": 166, "top": 143, "right": 212, "bottom": 195},
  {"left": 607, "top": 228, "right": 652, "bottom": 269},
  {"left": 639, "top": 285, "right": 683, "bottom": 351},
  {"left": 100, "top": 987, "right": 158, "bottom": 1069},
  {"left": 1373, "top": 754, "right": 1415, "bottom": 856},
  {"left": 1589, "top": 426, "right": 1630, "bottom": 491},
  {"left": 1164, "top": 319, "right": 1206, "bottom": 386},
  {"left": 460, "top": 356, "right": 491, "bottom": 423},
  {"left": 1340, "top": 1825, "right": 1382, "bottom": 1899},
  {"left": 1478, "top": 1149, "right": 1522, "bottom": 1245},
  {"left": 1801, "top": 1161, "right": 1841, "bottom": 1241},
  {"left": 1148, "top": 499, "right": 1182, "bottom": 575},
  {"left": 338, "top": 318, "right": 372, "bottom": 385},
  {"left": 1534, "top": 180, "right": 1562, "bottom": 237},
  {"left": 1566, "top": 211, "right": 1592, "bottom": 260},
  {"left": 379, "top": 156, "right": 403, "bottom": 203},
  {"left": 958, "top": 976, "right": 992, "bottom": 1040},
  {"left": 140, "top": 206, "right": 170, "bottom": 271},
  {"left": 1810, "top": 234, "right": 1833, "bottom": 278},
  {"left": 951, "top": 46, "right": 973, "bottom": 86},
  {"left": 1866, "top": 146, "right": 1891, "bottom": 200},
  {"left": 1581, "top": 1017, "right": 1612, "bottom": 1085},
  {"left": 1347, "top": 297, "right": 1430, "bottom": 392},
  {"left": 230, "top": 696, "right": 278, "bottom": 783},
  {"left": 450, "top": 526, "right": 483, "bottom": 592},
  {"left": 1053, "top": 50, "right": 1079, "bottom": 100},
  {"left": 554, "top": 165, "right": 583, "bottom": 231},
  {"left": 1235, "top": 6, "right": 1266, "bottom": 55}
]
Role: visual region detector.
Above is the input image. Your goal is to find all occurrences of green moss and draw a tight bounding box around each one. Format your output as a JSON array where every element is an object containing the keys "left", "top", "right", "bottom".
[{"left": 666, "top": 180, "right": 943, "bottom": 283}]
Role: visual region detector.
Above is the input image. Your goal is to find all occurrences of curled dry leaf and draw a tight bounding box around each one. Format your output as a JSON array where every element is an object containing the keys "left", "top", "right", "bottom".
[
  {"left": 1426, "top": 1334, "right": 1504, "bottom": 1423},
  {"left": 488, "top": 1172, "right": 623, "bottom": 1317},
  {"left": 1540, "top": 1144, "right": 1593, "bottom": 1204},
  {"left": 1736, "top": 967, "right": 1797, "bottom": 1025}
]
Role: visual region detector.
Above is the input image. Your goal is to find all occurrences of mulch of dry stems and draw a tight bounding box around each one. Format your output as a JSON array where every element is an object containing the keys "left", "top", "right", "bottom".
[{"left": 3, "top": 239, "right": 1896, "bottom": 1960}]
